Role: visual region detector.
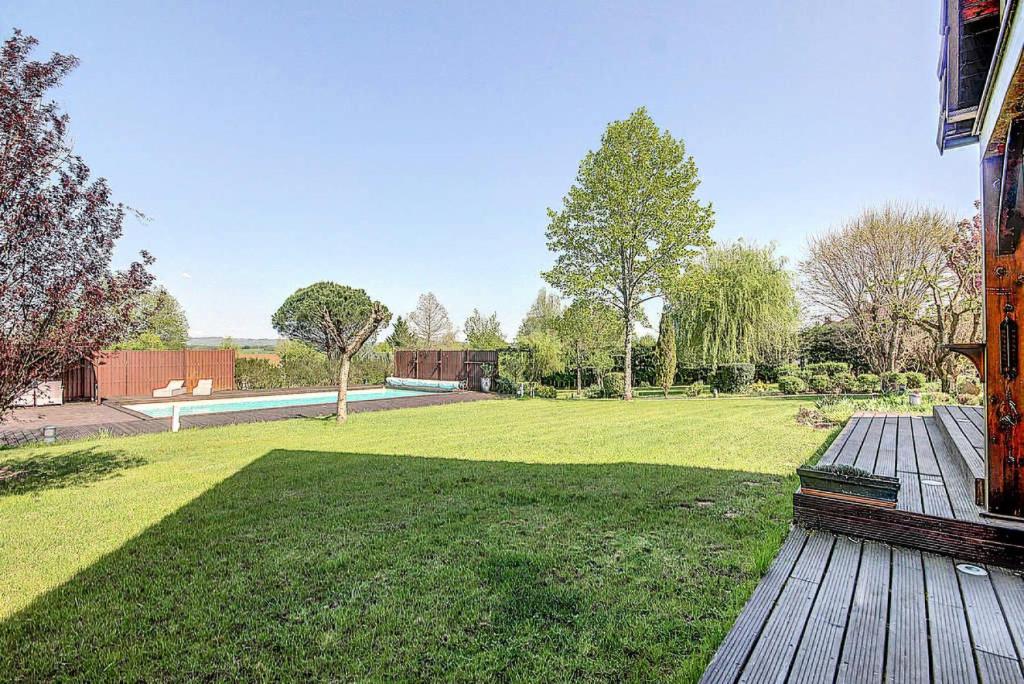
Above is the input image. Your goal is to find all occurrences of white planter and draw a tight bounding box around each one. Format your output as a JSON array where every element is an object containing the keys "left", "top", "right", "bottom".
[
  {"left": 909, "top": 392, "right": 922, "bottom": 406},
  {"left": 480, "top": 377, "right": 491, "bottom": 393}
]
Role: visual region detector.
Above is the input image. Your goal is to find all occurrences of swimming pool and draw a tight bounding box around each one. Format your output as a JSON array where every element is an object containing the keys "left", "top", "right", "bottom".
[{"left": 123, "top": 388, "right": 436, "bottom": 418}]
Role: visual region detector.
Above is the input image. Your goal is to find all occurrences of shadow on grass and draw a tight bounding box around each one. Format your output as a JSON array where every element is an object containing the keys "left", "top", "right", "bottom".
[
  {"left": 0, "top": 449, "right": 798, "bottom": 681},
  {"left": 0, "top": 448, "right": 146, "bottom": 496}
]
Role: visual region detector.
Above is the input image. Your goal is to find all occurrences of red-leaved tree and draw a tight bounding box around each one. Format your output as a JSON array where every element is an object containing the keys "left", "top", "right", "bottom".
[{"left": 0, "top": 30, "right": 154, "bottom": 416}]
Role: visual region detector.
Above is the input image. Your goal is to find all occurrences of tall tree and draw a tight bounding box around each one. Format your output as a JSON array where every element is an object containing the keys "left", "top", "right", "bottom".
[
  {"left": 464, "top": 309, "right": 506, "bottom": 349},
  {"left": 557, "top": 298, "right": 621, "bottom": 396},
  {"left": 385, "top": 315, "right": 416, "bottom": 349},
  {"left": 654, "top": 309, "right": 677, "bottom": 398},
  {"left": 517, "top": 288, "right": 563, "bottom": 339},
  {"left": 673, "top": 242, "right": 799, "bottom": 367},
  {"left": 272, "top": 282, "right": 390, "bottom": 423},
  {"left": 543, "top": 107, "right": 714, "bottom": 399},
  {"left": 913, "top": 202, "right": 982, "bottom": 391},
  {"left": 0, "top": 30, "right": 154, "bottom": 416},
  {"left": 800, "top": 203, "right": 951, "bottom": 374},
  {"left": 116, "top": 286, "right": 189, "bottom": 349},
  {"left": 408, "top": 292, "right": 453, "bottom": 347}
]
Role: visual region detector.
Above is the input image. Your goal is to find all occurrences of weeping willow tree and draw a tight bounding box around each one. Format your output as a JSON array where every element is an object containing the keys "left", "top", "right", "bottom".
[{"left": 672, "top": 242, "right": 799, "bottom": 367}]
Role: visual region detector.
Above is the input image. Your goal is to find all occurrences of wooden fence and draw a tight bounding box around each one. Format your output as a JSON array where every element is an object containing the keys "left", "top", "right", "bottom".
[
  {"left": 63, "top": 349, "right": 236, "bottom": 400},
  {"left": 393, "top": 350, "right": 497, "bottom": 391}
]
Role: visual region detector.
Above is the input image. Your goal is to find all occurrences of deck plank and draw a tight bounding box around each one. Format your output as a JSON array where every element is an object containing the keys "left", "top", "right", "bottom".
[
  {"left": 738, "top": 532, "right": 834, "bottom": 682},
  {"left": 832, "top": 416, "right": 871, "bottom": 467},
  {"left": 924, "top": 553, "right": 979, "bottom": 684},
  {"left": 700, "top": 529, "right": 809, "bottom": 684},
  {"left": 991, "top": 569, "right": 1024, "bottom": 667},
  {"left": 927, "top": 419, "right": 982, "bottom": 523},
  {"left": 886, "top": 546, "right": 930, "bottom": 684},
  {"left": 787, "top": 536, "right": 862, "bottom": 684},
  {"left": 853, "top": 416, "right": 886, "bottom": 472},
  {"left": 911, "top": 416, "right": 942, "bottom": 476},
  {"left": 835, "top": 541, "right": 891, "bottom": 683},
  {"left": 875, "top": 415, "right": 898, "bottom": 479}
]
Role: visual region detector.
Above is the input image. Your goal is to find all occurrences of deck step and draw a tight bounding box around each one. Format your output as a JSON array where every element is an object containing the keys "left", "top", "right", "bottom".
[{"left": 931, "top": 405, "right": 985, "bottom": 506}]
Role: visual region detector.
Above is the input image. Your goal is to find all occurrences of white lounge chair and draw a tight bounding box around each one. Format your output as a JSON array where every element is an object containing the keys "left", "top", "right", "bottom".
[
  {"left": 192, "top": 379, "right": 213, "bottom": 396},
  {"left": 153, "top": 380, "right": 185, "bottom": 398}
]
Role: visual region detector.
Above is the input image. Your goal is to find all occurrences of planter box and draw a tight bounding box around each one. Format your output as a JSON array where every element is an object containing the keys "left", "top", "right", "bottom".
[{"left": 797, "top": 466, "right": 900, "bottom": 508}]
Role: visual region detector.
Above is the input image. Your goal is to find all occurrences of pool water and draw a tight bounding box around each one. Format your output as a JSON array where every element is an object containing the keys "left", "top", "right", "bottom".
[{"left": 124, "top": 388, "right": 435, "bottom": 418}]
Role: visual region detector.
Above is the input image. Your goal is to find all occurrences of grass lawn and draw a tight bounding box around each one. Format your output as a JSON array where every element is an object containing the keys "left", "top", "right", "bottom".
[{"left": 0, "top": 397, "right": 828, "bottom": 681}]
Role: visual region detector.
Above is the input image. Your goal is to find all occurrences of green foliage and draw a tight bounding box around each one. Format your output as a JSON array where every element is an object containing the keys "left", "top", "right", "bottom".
[
  {"left": 543, "top": 108, "right": 714, "bottom": 399},
  {"left": 904, "top": 371, "right": 926, "bottom": 390},
  {"left": 798, "top": 322, "right": 869, "bottom": 372},
  {"left": 464, "top": 309, "right": 506, "bottom": 349},
  {"left": 218, "top": 336, "right": 240, "bottom": 351},
  {"left": 654, "top": 311, "right": 677, "bottom": 397},
  {"left": 276, "top": 340, "right": 332, "bottom": 385},
  {"left": 602, "top": 372, "right": 626, "bottom": 398},
  {"left": 673, "top": 242, "right": 798, "bottom": 368},
  {"left": 348, "top": 350, "right": 394, "bottom": 385},
  {"left": 832, "top": 371, "right": 857, "bottom": 393},
  {"left": 518, "top": 289, "right": 563, "bottom": 339},
  {"left": 498, "top": 351, "right": 529, "bottom": 384},
  {"left": 386, "top": 316, "right": 416, "bottom": 350},
  {"left": 533, "top": 385, "right": 558, "bottom": 399},
  {"left": 880, "top": 372, "right": 907, "bottom": 393},
  {"left": 857, "top": 373, "right": 881, "bottom": 392},
  {"left": 115, "top": 286, "right": 189, "bottom": 350},
  {"left": 518, "top": 331, "right": 564, "bottom": 382},
  {"left": 682, "top": 381, "right": 706, "bottom": 397},
  {"left": 494, "top": 377, "right": 519, "bottom": 395},
  {"left": 807, "top": 374, "right": 832, "bottom": 394},
  {"left": 777, "top": 375, "right": 806, "bottom": 395},
  {"left": 234, "top": 358, "right": 285, "bottom": 390},
  {"left": 557, "top": 299, "right": 621, "bottom": 391},
  {"left": 711, "top": 363, "right": 755, "bottom": 393},
  {"left": 804, "top": 361, "right": 850, "bottom": 377},
  {"left": 272, "top": 282, "right": 390, "bottom": 359},
  {"left": 114, "top": 331, "right": 166, "bottom": 350}
]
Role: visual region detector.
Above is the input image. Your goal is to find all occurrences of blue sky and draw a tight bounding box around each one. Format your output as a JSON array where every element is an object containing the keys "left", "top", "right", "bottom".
[{"left": 6, "top": 1, "right": 979, "bottom": 339}]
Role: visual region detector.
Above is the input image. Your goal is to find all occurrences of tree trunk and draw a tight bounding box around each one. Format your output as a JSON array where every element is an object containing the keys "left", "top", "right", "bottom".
[
  {"left": 336, "top": 355, "right": 351, "bottom": 424},
  {"left": 623, "top": 311, "right": 633, "bottom": 401},
  {"left": 576, "top": 366, "right": 582, "bottom": 398}
]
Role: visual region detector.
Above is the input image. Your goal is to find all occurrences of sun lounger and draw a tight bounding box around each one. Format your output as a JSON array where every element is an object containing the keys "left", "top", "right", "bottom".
[
  {"left": 153, "top": 380, "right": 185, "bottom": 398},
  {"left": 192, "top": 379, "right": 213, "bottom": 396}
]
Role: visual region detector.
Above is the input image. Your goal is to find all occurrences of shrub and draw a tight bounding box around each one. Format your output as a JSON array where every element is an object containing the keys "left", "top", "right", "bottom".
[
  {"left": 533, "top": 385, "right": 558, "bottom": 399},
  {"left": 712, "top": 363, "right": 756, "bottom": 393},
  {"left": 832, "top": 371, "right": 857, "bottom": 393},
  {"left": 602, "top": 372, "right": 626, "bottom": 398},
  {"left": 857, "top": 373, "right": 881, "bottom": 392},
  {"left": 682, "top": 381, "right": 706, "bottom": 397},
  {"left": 495, "top": 377, "right": 520, "bottom": 396},
  {"left": 749, "top": 381, "right": 777, "bottom": 396},
  {"left": 805, "top": 361, "right": 850, "bottom": 377},
  {"left": 958, "top": 379, "right": 981, "bottom": 396},
  {"left": 957, "top": 393, "right": 982, "bottom": 406},
  {"left": 584, "top": 383, "right": 604, "bottom": 399},
  {"left": 235, "top": 358, "right": 285, "bottom": 390},
  {"left": 774, "top": 363, "right": 800, "bottom": 380},
  {"left": 880, "top": 371, "right": 907, "bottom": 393},
  {"left": 807, "top": 374, "right": 832, "bottom": 393},
  {"left": 777, "top": 375, "right": 806, "bottom": 395},
  {"left": 904, "top": 371, "right": 926, "bottom": 390}
]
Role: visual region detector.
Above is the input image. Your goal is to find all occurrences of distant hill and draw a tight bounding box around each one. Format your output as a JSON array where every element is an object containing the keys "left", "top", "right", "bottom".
[{"left": 188, "top": 337, "right": 281, "bottom": 350}]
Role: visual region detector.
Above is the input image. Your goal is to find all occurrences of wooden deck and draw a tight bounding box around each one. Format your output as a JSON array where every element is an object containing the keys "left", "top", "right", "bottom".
[
  {"left": 0, "top": 390, "right": 493, "bottom": 447},
  {"left": 701, "top": 526, "right": 1024, "bottom": 683},
  {"left": 794, "top": 410, "right": 1024, "bottom": 569}
]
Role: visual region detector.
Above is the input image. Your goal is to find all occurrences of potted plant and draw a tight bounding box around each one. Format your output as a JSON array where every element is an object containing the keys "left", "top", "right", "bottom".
[
  {"left": 797, "top": 463, "right": 900, "bottom": 507},
  {"left": 908, "top": 390, "right": 922, "bottom": 406},
  {"left": 479, "top": 363, "right": 494, "bottom": 393}
]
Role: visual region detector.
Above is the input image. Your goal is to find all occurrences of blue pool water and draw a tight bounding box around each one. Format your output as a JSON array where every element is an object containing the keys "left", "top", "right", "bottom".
[{"left": 125, "top": 388, "right": 434, "bottom": 418}]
